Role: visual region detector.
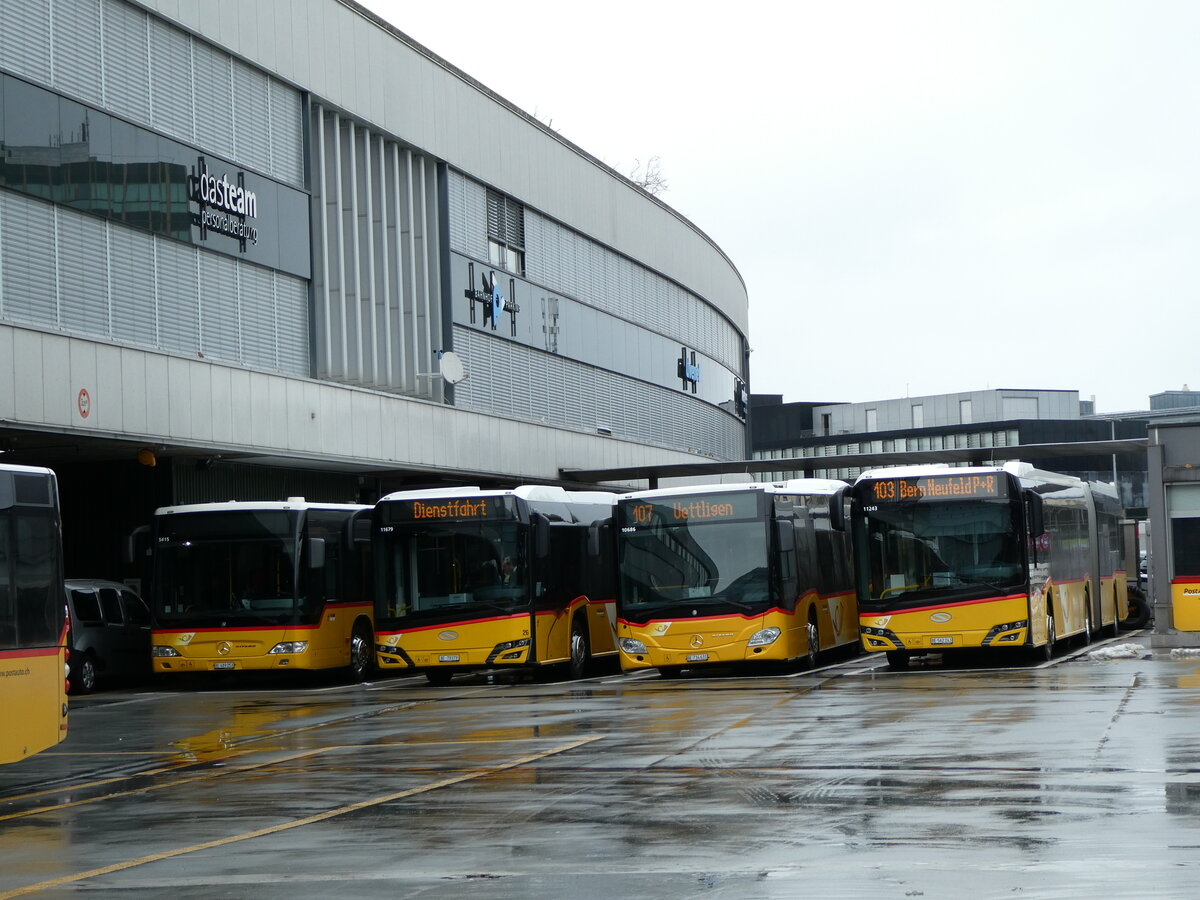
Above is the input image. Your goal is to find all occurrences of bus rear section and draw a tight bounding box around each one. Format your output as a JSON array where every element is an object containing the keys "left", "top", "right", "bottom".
[
  {"left": 616, "top": 480, "right": 856, "bottom": 676},
  {"left": 373, "top": 486, "right": 617, "bottom": 684},
  {"left": 0, "top": 464, "right": 68, "bottom": 764},
  {"left": 150, "top": 500, "right": 374, "bottom": 679},
  {"left": 852, "top": 462, "right": 1119, "bottom": 668}
]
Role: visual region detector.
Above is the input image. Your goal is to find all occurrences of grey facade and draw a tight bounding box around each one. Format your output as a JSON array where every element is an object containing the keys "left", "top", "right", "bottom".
[
  {"left": 0, "top": 0, "right": 749, "bottom": 505},
  {"left": 751, "top": 389, "right": 1148, "bottom": 509}
]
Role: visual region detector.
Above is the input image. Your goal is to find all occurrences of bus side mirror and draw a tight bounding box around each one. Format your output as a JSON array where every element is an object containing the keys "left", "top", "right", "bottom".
[
  {"left": 348, "top": 508, "right": 372, "bottom": 548},
  {"left": 1025, "top": 490, "right": 1044, "bottom": 539},
  {"left": 587, "top": 523, "right": 606, "bottom": 558},
  {"left": 829, "top": 488, "right": 847, "bottom": 532},
  {"left": 125, "top": 524, "right": 150, "bottom": 565},
  {"left": 306, "top": 537, "right": 326, "bottom": 569},
  {"left": 532, "top": 514, "right": 550, "bottom": 559},
  {"left": 775, "top": 520, "right": 798, "bottom": 601}
]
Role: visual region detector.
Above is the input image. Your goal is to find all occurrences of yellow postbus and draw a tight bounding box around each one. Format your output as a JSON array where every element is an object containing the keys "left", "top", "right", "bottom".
[
  {"left": 852, "top": 462, "right": 1128, "bottom": 669},
  {"left": 149, "top": 499, "right": 374, "bottom": 679},
  {"left": 616, "top": 480, "right": 857, "bottom": 676},
  {"left": 0, "top": 463, "right": 68, "bottom": 764},
  {"left": 373, "top": 486, "right": 617, "bottom": 684}
]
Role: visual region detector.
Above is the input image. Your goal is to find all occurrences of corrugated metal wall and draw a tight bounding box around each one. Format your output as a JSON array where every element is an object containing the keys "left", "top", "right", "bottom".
[
  {"left": 170, "top": 460, "right": 362, "bottom": 505},
  {"left": 452, "top": 326, "right": 743, "bottom": 460},
  {"left": 0, "top": 191, "right": 310, "bottom": 376}
]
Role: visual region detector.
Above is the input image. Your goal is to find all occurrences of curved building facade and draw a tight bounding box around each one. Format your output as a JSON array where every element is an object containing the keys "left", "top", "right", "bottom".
[{"left": 0, "top": 0, "right": 748, "bottom": 519}]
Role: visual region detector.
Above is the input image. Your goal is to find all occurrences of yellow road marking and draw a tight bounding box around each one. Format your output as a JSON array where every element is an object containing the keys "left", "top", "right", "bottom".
[
  {"left": 0, "top": 751, "right": 259, "bottom": 805},
  {"left": 0, "top": 736, "right": 600, "bottom": 899},
  {"left": 0, "top": 749, "right": 331, "bottom": 823}
]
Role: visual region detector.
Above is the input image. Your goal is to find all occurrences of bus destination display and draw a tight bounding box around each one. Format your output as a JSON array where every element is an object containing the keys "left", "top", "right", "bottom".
[
  {"left": 866, "top": 473, "right": 1006, "bottom": 503},
  {"left": 621, "top": 492, "right": 761, "bottom": 528},
  {"left": 389, "top": 496, "right": 518, "bottom": 522}
]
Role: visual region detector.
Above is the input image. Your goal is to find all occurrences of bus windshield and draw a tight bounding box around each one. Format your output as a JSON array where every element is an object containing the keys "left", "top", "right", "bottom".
[
  {"left": 377, "top": 522, "right": 529, "bottom": 622},
  {"left": 619, "top": 519, "right": 771, "bottom": 617},
  {"left": 153, "top": 511, "right": 303, "bottom": 627},
  {"left": 855, "top": 497, "right": 1025, "bottom": 606}
]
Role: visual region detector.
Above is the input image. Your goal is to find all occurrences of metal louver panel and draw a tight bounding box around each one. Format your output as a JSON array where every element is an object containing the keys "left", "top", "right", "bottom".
[
  {"left": 101, "top": 0, "right": 150, "bottom": 125},
  {"left": 198, "top": 254, "right": 240, "bottom": 363},
  {"left": 232, "top": 60, "right": 272, "bottom": 176},
  {"left": 0, "top": 194, "right": 57, "bottom": 328},
  {"left": 56, "top": 211, "right": 110, "bottom": 337},
  {"left": 154, "top": 237, "right": 199, "bottom": 354},
  {"left": 148, "top": 16, "right": 194, "bottom": 143},
  {"left": 275, "top": 275, "right": 309, "bottom": 375},
  {"left": 191, "top": 41, "right": 234, "bottom": 160},
  {"left": 268, "top": 79, "right": 304, "bottom": 187},
  {"left": 51, "top": 0, "right": 103, "bottom": 108},
  {"left": 239, "top": 263, "right": 277, "bottom": 371},
  {"left": 109, "top": 226, "right": 157, "bottom": 346},
  {"left": 0, "top": 0, "right": 51, "bottom": 85}
]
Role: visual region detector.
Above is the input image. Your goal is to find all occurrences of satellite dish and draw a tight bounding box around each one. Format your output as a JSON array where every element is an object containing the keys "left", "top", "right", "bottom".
[{"left": 439, "top": 351, "right": 467, "bottom": 385}]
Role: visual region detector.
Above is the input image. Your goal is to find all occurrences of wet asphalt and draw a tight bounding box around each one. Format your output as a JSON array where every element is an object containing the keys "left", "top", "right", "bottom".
[{"left": 1, "top": 630, "right": 1197, "bottom": 899}]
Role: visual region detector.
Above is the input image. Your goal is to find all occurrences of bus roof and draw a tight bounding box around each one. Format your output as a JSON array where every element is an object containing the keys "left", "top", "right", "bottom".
[
  {"left": 622, "top": 478, "right": 847, "bottom": 501},
  {"left": 0, "top": 462, "right": 56, "bottom": 477},
  {"left": 154, "top": 498, "right": 369, "bottom": 516},
  {"left": 377, "top": 485, "right": 617, "bottom": 507}
]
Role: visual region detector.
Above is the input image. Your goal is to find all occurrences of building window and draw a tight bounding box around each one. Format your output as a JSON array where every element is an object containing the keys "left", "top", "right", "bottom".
[
  {"left": 820, "top": 413, "right": 832, "bottom": 435},
  {"left": 912, "top": 404, "right": 924, "bottom": 428},
  {"left": 960, "top": 399, "right": 973, "bottom": 424},
  {"left": 487, "top": 190, "right": 525, "bottom": 275},
  {"left": 865, "top": 408, "right": 877, "bottom": 432}
]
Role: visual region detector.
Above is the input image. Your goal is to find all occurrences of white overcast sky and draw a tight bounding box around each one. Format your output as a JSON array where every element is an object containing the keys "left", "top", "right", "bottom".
[{"left": 360, "top": 0, "right": 1196, "bottom": 414}]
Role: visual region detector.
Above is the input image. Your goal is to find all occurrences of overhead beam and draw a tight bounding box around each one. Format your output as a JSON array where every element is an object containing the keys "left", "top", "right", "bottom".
[{"left": 559, "top": 439, "right": 1149, "bottom": 487}]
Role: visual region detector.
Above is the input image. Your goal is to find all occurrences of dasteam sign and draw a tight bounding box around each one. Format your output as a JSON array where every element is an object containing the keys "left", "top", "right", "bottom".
[{"left": 190, "top": 157, "right": 259, "bottom": 251}]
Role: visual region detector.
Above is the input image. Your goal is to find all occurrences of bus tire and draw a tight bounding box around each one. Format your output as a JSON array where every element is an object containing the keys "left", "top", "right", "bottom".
[
  {"left": 1037, "top": 612, "right": 1056, "bottom": 663},
  {"left": 1124, "top": 588, "right": 1151, "bottom": 629},
  {"left": 348, "top": 620, "right": 373, "bottom": 683},
  {"left": 425, "top": 669, "right": 453, "bottom": 686},
  {"left": 568, "top": 616, "right": 590, "bottom": 680},
  {"left": 804, "top": 613, "right": 820, "bottom": 670},
  {"left": 885, "top": 651, "right": 909, "bottom": 670}
]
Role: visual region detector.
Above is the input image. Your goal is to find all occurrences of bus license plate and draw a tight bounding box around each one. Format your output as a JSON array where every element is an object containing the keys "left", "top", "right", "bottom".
[
  {"left": 686, "top": 653, "right": 709, "bottom": 662},
  {"left": 929, "top": 636, "right": 954, "bottom": 645},
  {"left": 213, "top": 661, "right": 236, "bottom": 669},
  {"left": 438, "top": 655, "right": 460, "bottom": 663}
]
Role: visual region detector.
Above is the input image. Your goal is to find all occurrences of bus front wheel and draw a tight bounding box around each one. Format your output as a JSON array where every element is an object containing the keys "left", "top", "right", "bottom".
[
  {"left": 804, "top": 615, "right": 820, "bottom": 670},
  {"left": 348, "top": 622, "right": 373, "bottom": 683},
  {"left": 568, "top": 616, "right": 590, "bottom": 680}
]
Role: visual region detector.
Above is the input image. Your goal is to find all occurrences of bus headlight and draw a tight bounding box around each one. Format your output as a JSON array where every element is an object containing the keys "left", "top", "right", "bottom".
[
  {"left": 152, "top": 646, "right": 181, "bottom": 657},
  {"left": 747, "top": 627, "right": 781, "bottom": 647},
  {"left": 619, "top": 638, "right": 648, "bottom": 654},
  {"left": 492, "top": 638, "right": 530, "bottom": 652},
  {"left": 268, "top": 642, "right": 309, "bottom": 654}
]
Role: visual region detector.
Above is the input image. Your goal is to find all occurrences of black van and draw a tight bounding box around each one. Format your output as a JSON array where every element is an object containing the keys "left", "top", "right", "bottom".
[{"left": 65, "top": 579, "right": 151, "bottom": 693}]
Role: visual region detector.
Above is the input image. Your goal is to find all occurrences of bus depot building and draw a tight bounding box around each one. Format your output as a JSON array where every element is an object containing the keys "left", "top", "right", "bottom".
[{"left": 0, "top": 0, "right": 748, "bottom": 576}]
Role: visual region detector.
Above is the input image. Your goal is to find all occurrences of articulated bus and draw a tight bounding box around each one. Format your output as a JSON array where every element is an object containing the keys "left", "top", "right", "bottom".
[
  {"left": 373, "top": 486, "right": 617, "bottom": 684},
  {"left": 0, "top": 463, "right": 68, "bottom": 764},
  {"left": 616, "top": 480, "right": 857, "bottom": 676},
  {"left": 149, "top": 499, "right": 374, "bottom": 679},
  {"left": 852, "top": 462, "right": 1127, "bottom": 669}
]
